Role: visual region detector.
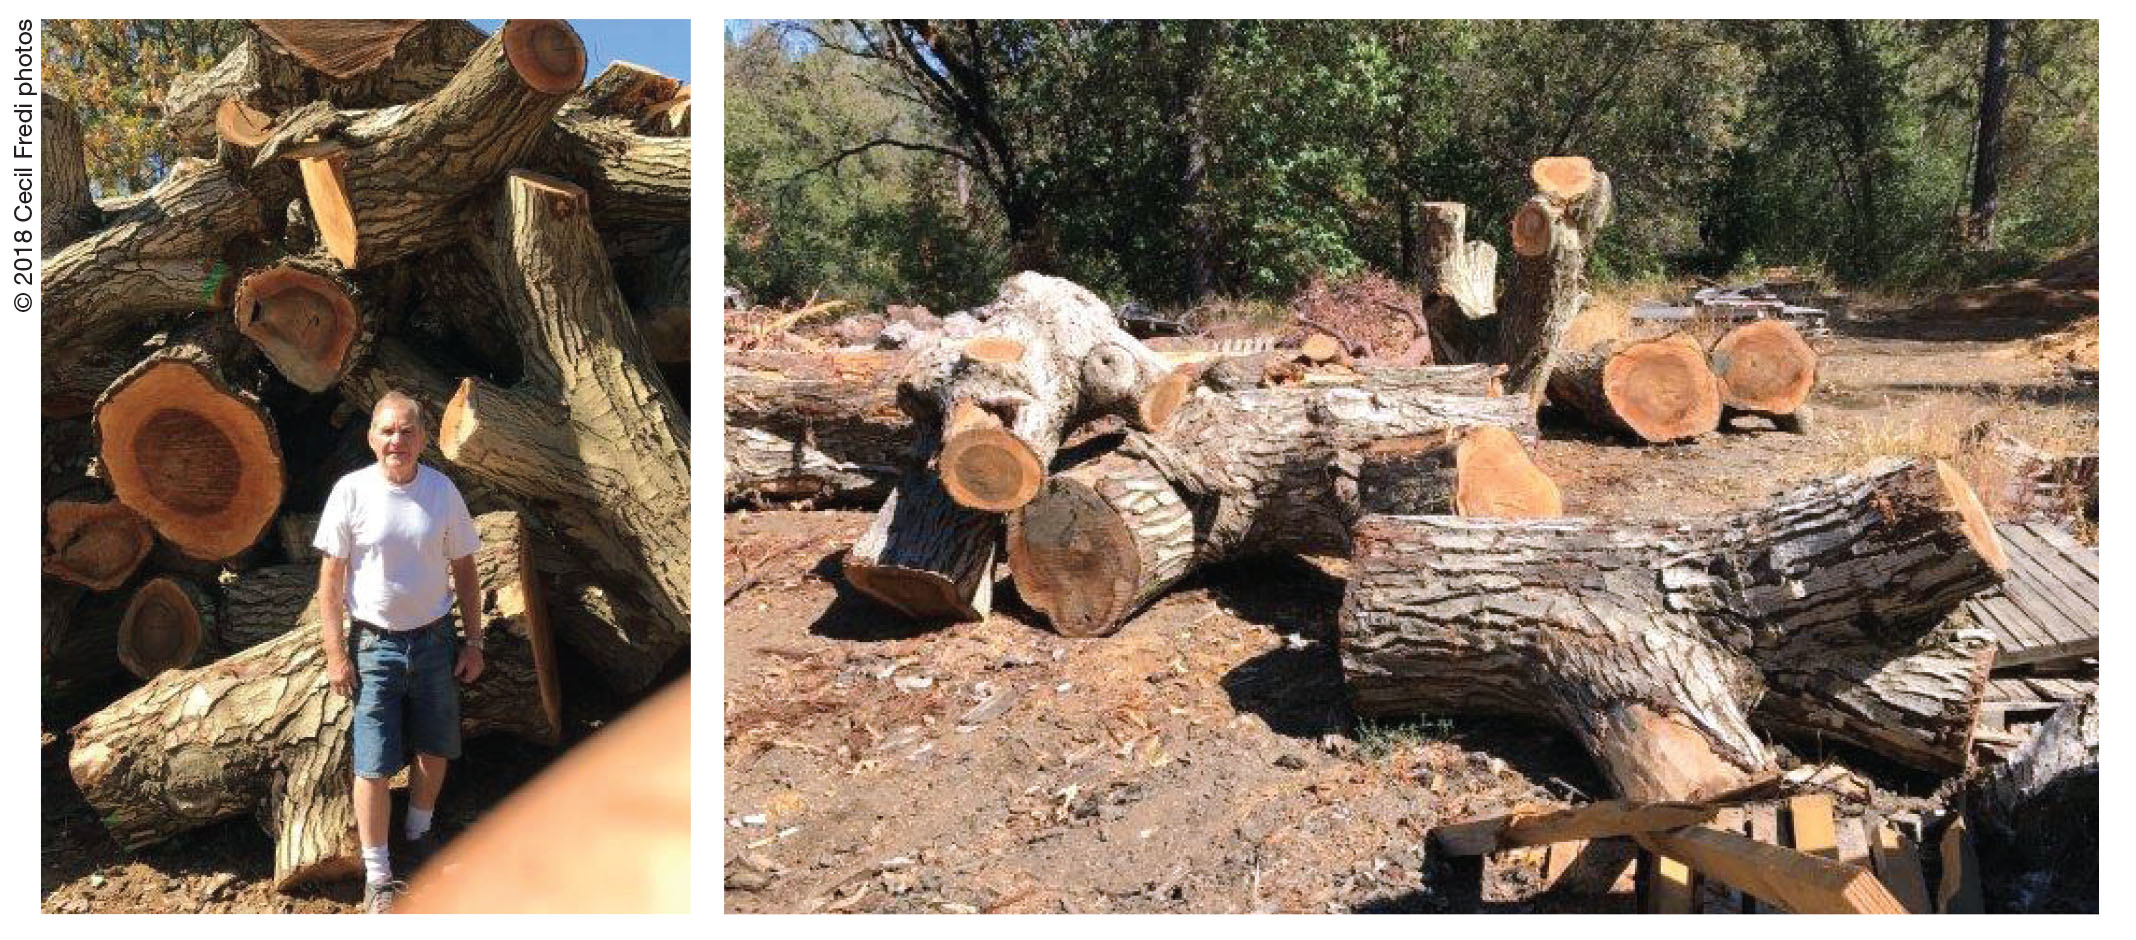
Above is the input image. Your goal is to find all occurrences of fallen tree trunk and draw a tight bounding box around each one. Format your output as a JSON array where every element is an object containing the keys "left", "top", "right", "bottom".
[
  {"left": 1710, "top": 319, "right": 1818, "bottom": 429},
  {"left": 41, "top": 499, "right": 155, "bottom": 591},
  {"left": 1008, "top": 382, "right": 1545, "bottom": 637},
  {"left": 725, "top": 348, "right": 910, "bottom": 471},
  {"left": 899, "top": 272, "right": 1193, "bottom": 512},
  {"left": 69, "top": 508, "right": 560, "bottom": 891},
  {"left": 726, "top": 426, "right": 896, "bottom": 509},
  {"left": 1340, "top": 458, "right": 2008, "bottom": 799},
  {"left": 1547, "top": 333, "right": 1722, "bottom": 443},
  {"left": 843, "top": 468, "right": 998, "bottom": 622},
  {"left": 294, "top": 20, "right": 585, "bottom": 269},
  {"left": 445, "top": 172, "right": 690, "bottom": 693}
]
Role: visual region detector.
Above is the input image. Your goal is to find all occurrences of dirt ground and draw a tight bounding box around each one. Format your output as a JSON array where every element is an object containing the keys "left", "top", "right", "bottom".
[{"left": 723, "top": 300, "right": 2097, "bottom": 913}]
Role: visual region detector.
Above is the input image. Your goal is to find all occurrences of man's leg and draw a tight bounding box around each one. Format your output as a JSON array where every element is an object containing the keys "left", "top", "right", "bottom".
[
  {"left": 355, "top": 774, "right": 395, "bottom": 855},
  {"left": 352, "top": 629, "right": 410, "bottom": 890},
  {"left": 405, "top": 753, "right": 448, "bottom": 840},
  {"left": 404, "top": 620, "right": 465, "bottom": 845}
]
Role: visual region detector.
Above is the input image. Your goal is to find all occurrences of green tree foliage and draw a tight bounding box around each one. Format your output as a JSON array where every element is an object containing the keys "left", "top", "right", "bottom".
[
  {"left": 43, "top": 20, "right": 245, "bottom": 195},
  {"left": 725, "top": 19, "right": 2097, "bottom": 308}
]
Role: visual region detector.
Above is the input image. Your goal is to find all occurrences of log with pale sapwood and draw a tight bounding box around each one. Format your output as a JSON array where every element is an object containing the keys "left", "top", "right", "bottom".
[{"left": 1546, "top": 333, "right": 1722, "bottom": 443}]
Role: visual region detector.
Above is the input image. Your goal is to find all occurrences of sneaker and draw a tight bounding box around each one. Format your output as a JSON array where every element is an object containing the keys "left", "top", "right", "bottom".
[
  {"left": 363, "top": 879, "right": 406, "bottom": 914},
  {"left": 399, "top": 830, "right": 441, "bottom": 871}
]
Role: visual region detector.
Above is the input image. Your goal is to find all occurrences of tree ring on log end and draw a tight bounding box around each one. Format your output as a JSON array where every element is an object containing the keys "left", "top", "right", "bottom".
[
  {"left": 1453, "top": 426, "right": 1563, "bottom": 519},
  {"left": 503, "top": 20, "right": 587, "bottom": 95},
  {"left": 233, "top": 265, "right": 361, "bottom": 392},
  {"left": 117, "top": 577, "right": 203, "bottom": 679},
  {"left": 42, "top": 500, "right": 155, "bottom": 591},
  {"left": 962, "top": 336, "right": 1027, "bottom": 364},
  {"left": 215, "top": 98, "right": 275, "bottom": 148},
  {"left": 1710, "top": 320, "right": 1817, "bottom": 415},
  {"left": 841, "top": 561, "right": 959, "bottom": 621},
  {"left": 1510, "top": 198, "right": 1557, "bottom": 257},
  {"left": 1600, "top": 337, "right": 1722, "bottom": 443},
  {"left": 1530, "top": 156, "right": 1597, "bottom": 200},
  {"left": 99, "top": 361, "right": 283, "bottom": 560},
  {"left": 1007, "top": 478, "right": 1140, "bottom": 637},
  {"left": 1137, "top": 365, "right": 1194, "bottom": 431},
  {"left": 940, "top": 427, "right": 1043, "bottom": 512},
  {"left": 298, "top": 153, "right": 359, "bottom": 268},
  {"left": 1935, "top": 459, "right": 2008, "bottom": 574}
]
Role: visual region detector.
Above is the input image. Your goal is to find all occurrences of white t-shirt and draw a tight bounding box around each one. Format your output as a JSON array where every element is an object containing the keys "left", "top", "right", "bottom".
[{"left": 313, "top": 463, "right": 480, "bottom": 631}]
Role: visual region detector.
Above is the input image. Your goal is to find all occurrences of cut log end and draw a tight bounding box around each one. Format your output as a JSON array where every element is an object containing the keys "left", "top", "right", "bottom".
[
  {"left": 214, "top": 97, "right": 275, "bottom": 148},
  {"left": 1600, "top": 337, "right": 1723, "bottom": 443},
  {"left": 1510, "top": 198, "right": 1557, "bottom": 257},
  {"left": 842, "top": 561, "right": 976, "bottom": 623},
  {"left": 298, "top": 154, "right": 358, "bottom": 268},
  {"left": 117, "top": 577, "right": 205, "bottom": 679},
  {"left": 1711, "top": 320, "right": 1817, "bottom": 415},
  {"left": 42, "top": 500, "right": 155, "bottom": 591},
  {"left": 1300, "top": 332, "right": 1347, "bottom": 363},
  {"left": 501, "top": 19, "right": 587, "bottom": 95},
  {"left": 939, "top": 401, "right": 1043, "bottom": 512},
  {"left": 99, "top": 361, "right": 283, "bottom": 560},
  {"left": 1006, "top": 477, "right": 1141, "bottom": 638},
  {"left": 1136, "top": 365, "right": 1194, "bottom": 431},
  {"left": 233, "top": 265, "right": 362, "bottom": 392},
  {"left": 439, "top": 377, "right": 480, "bottom": 460},
  {"left": 1599, "top": 704, "right": 1764, "bottom": 803},
  {"left": 961, "top": 336, "right": 1027, "bottom": 364},
  {"left": 1453, "top": 426, "right": 1563, "bottom": 519},
  {"left": 1531, "top": 156, "right": 1597, "bottom": 200},
  {"left": 1936, "top": 459, "right": 2009, "bottom": 575}
]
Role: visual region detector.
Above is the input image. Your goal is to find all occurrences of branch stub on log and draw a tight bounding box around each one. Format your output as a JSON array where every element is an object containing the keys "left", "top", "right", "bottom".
[{"left": 215, "top": 97, "right": 276, "bottom": 148}]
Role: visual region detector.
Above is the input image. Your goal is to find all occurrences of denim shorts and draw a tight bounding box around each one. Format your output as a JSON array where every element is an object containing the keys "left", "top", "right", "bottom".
[{"left": 351, "top": 616, "right": 462, "bottom": 778}]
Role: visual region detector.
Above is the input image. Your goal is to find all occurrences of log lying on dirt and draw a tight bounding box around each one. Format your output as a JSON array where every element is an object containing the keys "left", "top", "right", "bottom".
[
  {"left": 294, "top": 21, "right": 585, "bottom": 268},
  {"left": 41, "top": 500, "right": 155, "bottom": 591},
  {"left": 95, "top": 339, "right": 285, "bottom": 562},
  {"left": 1196, "top": 355, "right": 1503, "bottom": 397},
  {"left": 231, "top": 258, "right": 374, "bottom": 392},
  {"left": 1710, "top": 319, "right": 1818, "bottom": 429},
  {"left": 1754, "top": 615, "right": 1997, "bottom": 775},
  {"left": 42, "top": 93, "right": 103, "bottom": 254},
  {"left": 1547, "top": 333, "right": 1722, "bottom": 443},
  {"left": 725, "top": 349, "right": 909, "bottom": 506},
  {"left": 1340, "top": 458, "right": 2008, "bottom": 799},
  {"left": 726, "top": 427, "right": 897, "bottom": 509},
  {"left": 844, "top": 468, "right": 999, "bottom": 622},
  {"left": 68, "top": 509, "right": 560, "bottom": 891},
  {"left": 1497, "top": 160, "right": 1612, "bottom": 402},
  {"left": 898, "top": 273, "right": 1194, "bottom": 512},
  {"left": 1331, "top": 426, "right": 1562, "bottom": 524},
  {"left": 446, "top": 172, "right": 689, "bottom": 693},
  {"left": 115, "top": 576, "right": 214, "bottom": 679},
  {"left": 1008, "top": 382, "right": 1545, "bottom": 636}
]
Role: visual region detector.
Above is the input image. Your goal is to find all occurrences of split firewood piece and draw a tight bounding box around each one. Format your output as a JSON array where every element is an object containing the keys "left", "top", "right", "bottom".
[
  {"left": 1331, "top": 426, "right": 1562, "bottom": 524},
  {"left": 1753, "top": 614, "right": 1996, "bottom": 775},
  {"left": 446, "top": 172, "right": 689, "bottom": 694},
  {"left": 1633, "top": 825, "right": 1908, "bottom": 913},
  {"left": 115, "top": 576, "right": 213, "bottom": 679},
  {"left": 42, "top": 93, "right": 102, "bottom": 254},
  {"left": 1936, "top": 816, "right": 1985, "bottom": 913},
  {"left": 298, "top": 20, "right": 586, "bottom": 269},
  {"left": 41, "top": 500, "right": 155, "bottom": 591},
  {"left": 1432, "top": 800, "right": 1716, "bottom": 857},
  {"left": 1009, "top": 383, "right": 1543, "bottom": 637},
  {"left": 899, "top": 272, "right": 1195, "bottom": 512},
  {"left": 70, "top": 508, "right": 561, "bottom": 891},
  {"left": 844, "top": 469, "right": 999, "bottom": 622},
  {"left": 166, "top": 20, "right": 487, "bottom": 156},
  {"left": 1341, "top": 458, "right": 2008, "bottom": 800},
  {"left": 1496, "top": 159, "right": 1612, "bottom": 402},
  {"left": 42, "top": 158, "right": 262, "bottom": 392},
  {"left": 1416, "top": 202, "right": 1499, "bottom": 364},
  {"left": 95, "top": 338, "right": 285, "bottom": 562},
  {"left": 1547, "top": 333, "right": 1722, "bottom": 443},
  {"left": 231, "top": 258, "right": 373, "bottom": 392},
  {"left": 1710, "top": 319, "right": 1818, "bottom": 430}
]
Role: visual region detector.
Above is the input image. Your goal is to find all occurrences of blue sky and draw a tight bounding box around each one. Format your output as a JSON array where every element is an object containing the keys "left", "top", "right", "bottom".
[{"left": 474, "top": 20, "right": 691, "bottom": 83}]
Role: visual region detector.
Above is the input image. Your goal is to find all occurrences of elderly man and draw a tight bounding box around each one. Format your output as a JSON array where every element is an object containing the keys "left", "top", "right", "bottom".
[{"left": 316, "top": 391, "right": 484, "bottom": 913}]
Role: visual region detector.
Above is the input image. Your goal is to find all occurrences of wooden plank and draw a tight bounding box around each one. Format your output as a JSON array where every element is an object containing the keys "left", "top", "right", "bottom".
[
  {"left": 1646, "top": 853, "right": 1697, "bottom": 913},
  {"left": 2001, "top": 524, "right": 2099, "bottom": 609},
  {"left": 1869, "top": 819, "right": 1932, "bottom": 914},
  {"left": 1937, "top": 816, "right": 1985, "bottom": 914},
  {"left": 1543, "top": 839, "right": 1641, "bottom": 896},
  {"left": 1997, "top": 547, "right": 2097, "bottom": 646},
  {"left": 1432, "top": 800, "right": 1717, "bottom": 857},
  {"left": 1746, "top": 803, "right": 1783, "bottom": 913},
  {"left": 1969, "top": 591, "right": 2057, "bottom": 655},
  {"left": 2002, "top": 531, "right": 2098, "bottom": 630},
  {"left": 1543, "top": 839, "right": 1582, "bottom": 888},
  {"left": 1834, "top": 814, "right": 1873, "bottom": 871},
  {"left": 1789, "top": 794, "right": 1839, "bottom": 862},
  {"left": 1636, "top": 826, "right": 1908, "bottom": 914},
  {"left": 1702, "top": 807, "right": 1749, "bottom": 913},
  {"left": 2023, "top": 521, "right": 2098, "bottom": 578}
]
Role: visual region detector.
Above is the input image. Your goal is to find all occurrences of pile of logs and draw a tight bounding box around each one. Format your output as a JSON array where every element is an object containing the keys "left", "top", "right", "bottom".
[{"left": 43, "top": 20, "right": 689, "bottom": 892}]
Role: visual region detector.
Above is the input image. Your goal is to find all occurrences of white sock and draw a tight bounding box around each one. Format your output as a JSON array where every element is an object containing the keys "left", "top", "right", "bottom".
[
  {"left": 404, "top": 806, "right": 434, "bottom": 841},
  {"left": 362, "top": 845, "right": 393, "bottom": 886}
]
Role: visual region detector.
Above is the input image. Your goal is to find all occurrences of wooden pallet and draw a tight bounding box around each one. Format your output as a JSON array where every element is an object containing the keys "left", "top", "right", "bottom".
[
  {"left": 1966, "top": 521, "right": 2098, "bottom": 670},
  {"left": 1635, "top": 796, "right": 1931, "bottom": 913}
]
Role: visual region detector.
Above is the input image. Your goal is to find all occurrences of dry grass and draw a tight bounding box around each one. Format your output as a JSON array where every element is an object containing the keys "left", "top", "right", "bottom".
[{"left": 1830, "top": 391, "right": 2097, "bottom": 530}]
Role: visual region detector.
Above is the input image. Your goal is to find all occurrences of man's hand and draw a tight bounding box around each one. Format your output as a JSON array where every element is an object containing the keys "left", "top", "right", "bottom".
[
  {"left": 455, "top": 645, "right": 485, "bottom": 684},
  {"left": 328, "top": 655, "right": 356, "bottom": 697}
]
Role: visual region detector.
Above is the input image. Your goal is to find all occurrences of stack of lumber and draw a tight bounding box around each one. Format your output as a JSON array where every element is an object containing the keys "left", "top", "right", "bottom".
[{"left": 44, "top": 20, "right": 690, "bottom": 892}]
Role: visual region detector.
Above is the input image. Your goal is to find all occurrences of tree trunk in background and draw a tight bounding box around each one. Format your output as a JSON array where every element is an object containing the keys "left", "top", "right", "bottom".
[{"left": 1968, "top": 20, "right": 2010, "bottom": 251}]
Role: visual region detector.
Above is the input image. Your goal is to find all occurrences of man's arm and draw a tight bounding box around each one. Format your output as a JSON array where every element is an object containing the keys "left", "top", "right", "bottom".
[
  {"left": 451, "top": 553, "right": 485, "bottom": 683},
  {"left": 319, "top": 555, "right": 354, "bottom": 695}
]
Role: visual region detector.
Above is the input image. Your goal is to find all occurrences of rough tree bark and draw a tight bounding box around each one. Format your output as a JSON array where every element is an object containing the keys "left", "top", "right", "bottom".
[
  {"left": 443, "top": 172, "right": 690, "bottom": 694},
  {"left": 1340, "top": 458, "right": 2008, "bottom": 799},
  {"left": 898, "top": 272, "right": 1195, "bottom": 512},
  {"left": 844, "top": 467, "right": 999, "bottom": 622},
  {"left": 1497, "top": 160, "right": 1612, "bottom": 402},
  {"left": 1547, "top": 333, "right": 1722, "bottom": 443},
  {"left": 1415, "top": 202, "right": 1500, "bottom": 364},
  {"left": 1754, "top": 613, "right": 1996, "bottom": 774},
  {"left": 42, "top": 93, "right": 103, "bottom": 254}
]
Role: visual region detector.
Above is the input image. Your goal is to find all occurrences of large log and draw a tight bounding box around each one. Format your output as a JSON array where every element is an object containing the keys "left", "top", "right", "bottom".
[
  {"left": 94, "top": 335, "right": 285, "bottom": 562},
  {"left": 726, "top": 426, "right": 896, "bottom": 509},
  {"left": 294, "top": 21, "right": 585, "bottom": 268},
  {"left": 67, "top": 509, "right": 560, "bottom": 891},
  {"left": 1967, "top": 692, "right": 2097, "bottom": 912},
  {"left": 1008, "top": 382, "right": 1545, "bottom": 637},
  {"left": 42, "top": 93, "right": 102, "bottom": 254},
  {"left": 1710, "top": 319, "right": 1818, "bottom": 427},
  {"left": 1547, "top": 333, "right": 1722, "bottom": 443},
  {"left": 843, "top": 468, "right": 999, "bottom": 622},
  {"left": 230, "top": 256, "right": 376, "bottom": 392},
  {"left": 1497, "top": 162, "right": 1612, "bottom": 402},
  {"left": 1753, "top": 613, "right": 1996, "bottom": 775},
  {"left": 1340, "top": 458, "right": 2008, "bottom": 799},
  {"left": 898, "top": 273, "right": 1193, "bottom": 511},
  {"left": 41, "top": 499, "right": 155, "bottom": 591},
  {"left": 165, "top": 20, "right": 487, "bottom": 157},
  {"left": 444, "top": 172, "right": 690, "bottom": 693},
  {"left": 115, "top": 576, "right": 214, "bottom": 679},
  {"left": 542, "top": 112, "right": 690, "bottom": 237}
]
